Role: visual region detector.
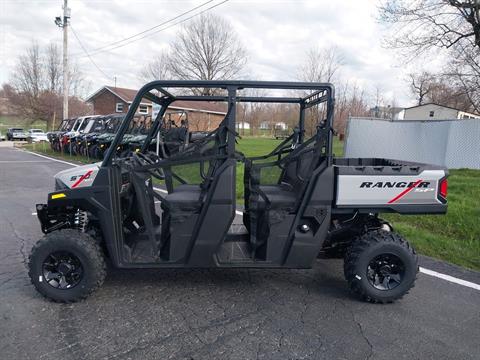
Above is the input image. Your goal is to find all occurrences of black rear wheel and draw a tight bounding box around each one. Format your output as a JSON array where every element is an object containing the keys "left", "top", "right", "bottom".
[
  {"left": 344, "top": 230, "right": 418, "bottom": 303},
  {"left": 28, "top": 229, "right": 106, "bottom": 302}
]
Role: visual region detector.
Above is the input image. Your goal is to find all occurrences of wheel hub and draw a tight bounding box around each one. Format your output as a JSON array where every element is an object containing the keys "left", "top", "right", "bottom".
[
  {"left": 42, "top": 251, "right": 83, "bottom": 290},
  {"left": 379, "top": 265, "right": 391, "bottom": 275},
  {"left": 57, "top": 262, "right": 72, "bottom": 275},
  {"left": 367, "top": 254, "right": 405, "bottom": 291}
]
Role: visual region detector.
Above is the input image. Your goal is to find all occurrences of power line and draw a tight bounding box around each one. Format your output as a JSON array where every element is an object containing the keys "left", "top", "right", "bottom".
[
  {"left": 73, "top": 0, "right": 230, "bottom": 58},
  {"left": 71, "top": 0, "right": 217, "bottom": 58},
  {"left": 70, "top": 25, "right": 111, "bottom": 80}
]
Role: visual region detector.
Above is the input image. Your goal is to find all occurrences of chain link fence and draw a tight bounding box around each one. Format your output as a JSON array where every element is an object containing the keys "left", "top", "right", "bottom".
[{"left": 344, "top": 117, "right": 480, "bottom": 169}]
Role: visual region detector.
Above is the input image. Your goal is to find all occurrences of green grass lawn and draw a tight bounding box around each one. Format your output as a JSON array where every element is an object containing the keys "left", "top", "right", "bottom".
[{"left": 21, "top": 137, "right": 479, "bottom": 271}]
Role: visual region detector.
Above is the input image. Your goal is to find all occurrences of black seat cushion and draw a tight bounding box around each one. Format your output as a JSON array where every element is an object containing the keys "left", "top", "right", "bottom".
[
  {"left": 255, "top": 185, "right": 297, "bottom": 211},
  {"left": 164, "top": 184, "right": 202, "bottom": 212}
]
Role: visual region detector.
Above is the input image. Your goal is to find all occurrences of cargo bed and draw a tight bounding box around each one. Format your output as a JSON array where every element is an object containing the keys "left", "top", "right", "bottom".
[{"left": 333, "top": 158, "right": 448, "bottom": 214}]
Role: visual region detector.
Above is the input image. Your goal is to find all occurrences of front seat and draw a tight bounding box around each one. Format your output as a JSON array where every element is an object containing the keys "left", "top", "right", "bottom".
[{"left": 244, "top": 137, "right": 320, "bottom": 254}]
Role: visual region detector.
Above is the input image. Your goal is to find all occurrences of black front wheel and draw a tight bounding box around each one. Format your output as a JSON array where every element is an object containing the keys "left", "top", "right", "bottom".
[
  {"left": 28, "top": 229, "right": 106, "bottom": 302},
  {"left": 344, "top": 230, "right": 418, "bottom": 303}
]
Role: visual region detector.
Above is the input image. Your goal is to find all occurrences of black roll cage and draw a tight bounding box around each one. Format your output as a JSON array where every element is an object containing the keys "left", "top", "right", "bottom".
[{"left": 102, "top": 80, "right": 335, "bottom": 167}]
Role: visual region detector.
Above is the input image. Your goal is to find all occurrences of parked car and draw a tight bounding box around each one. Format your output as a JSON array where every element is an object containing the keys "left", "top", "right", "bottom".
[
  {"left": 6, "top": 128, "right": 28, "bottom": 141},
  {"left": 28, "top": 129, "right": 49, "bottom": 143}
]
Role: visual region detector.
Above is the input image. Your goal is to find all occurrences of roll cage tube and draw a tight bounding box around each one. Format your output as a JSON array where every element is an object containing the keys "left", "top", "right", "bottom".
[
  {"left": 102, "top": 80, "right": 335, "bottom": 167},
  {"left": 139, "top": 99, "right": 171, "bottom": 154}
]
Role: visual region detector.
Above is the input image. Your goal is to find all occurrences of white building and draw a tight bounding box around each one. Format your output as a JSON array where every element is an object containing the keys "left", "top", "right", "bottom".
[
  {"left": 236, "top": 121, "right": 250, "bottom": 130},
  {"left": 402, "top": 103, "right": 480, "bottom": 121},
  {"left": 274, "top": 122, "right": 288, "bottom": 130}
]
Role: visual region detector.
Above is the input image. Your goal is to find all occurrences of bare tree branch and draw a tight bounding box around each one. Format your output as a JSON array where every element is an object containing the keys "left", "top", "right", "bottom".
[
  {"left": 166, "top": 14, "right": 247, "bottom": 95},
  {"left": 139, "top": 51, "right": 170, "bottom": 82},
  {"left": 380, "top": 1, "right": 480, "bottom": 111},
  {"left": 7, "top": 41, "right": 90, "bottom": 129}
]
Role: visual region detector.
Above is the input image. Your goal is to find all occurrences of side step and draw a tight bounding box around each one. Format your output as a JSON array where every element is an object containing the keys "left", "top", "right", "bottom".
[{"left": 217, "top": 240, "right": 253, "bottom": 262}]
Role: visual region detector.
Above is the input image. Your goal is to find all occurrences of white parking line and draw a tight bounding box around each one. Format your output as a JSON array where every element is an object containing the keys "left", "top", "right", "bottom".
[
  {"left": 21, "top": 149, "right": 80, "bottom": 167},
  {"left": 0, "top": 160, "right": 50, "bottom": 163},
  {"left": 419, "top": 267, "right": 480, "bottom": 291},
  {"left": 23, "top": 150, "right": 480, "bottom": 291}
]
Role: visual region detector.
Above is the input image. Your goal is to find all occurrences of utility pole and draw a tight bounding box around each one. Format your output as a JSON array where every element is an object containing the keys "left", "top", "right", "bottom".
[{"left": 55, "top": 0, "right": 70, "bottom": 120}]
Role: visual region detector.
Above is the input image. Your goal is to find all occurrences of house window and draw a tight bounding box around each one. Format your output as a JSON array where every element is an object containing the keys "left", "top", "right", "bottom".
[
  {"left": 139, "top": 105, "right": 149, "bottom": 114},
  {"left": 429, "top": 111, "right": 435, "bottom": 117},
  {"left": 116, "top": 103, "right": 124, "bottom": 113}
]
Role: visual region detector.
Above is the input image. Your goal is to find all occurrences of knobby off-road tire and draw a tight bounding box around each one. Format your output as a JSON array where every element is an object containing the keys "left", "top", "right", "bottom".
[
  {"left": 28, "top": 229, "right": 106, "bottom": 303},
  {"left": 344, "top": 230, "right": 418, "bottom": 303}
]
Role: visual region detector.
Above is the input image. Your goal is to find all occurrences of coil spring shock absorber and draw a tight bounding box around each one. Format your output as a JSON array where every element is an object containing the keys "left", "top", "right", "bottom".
[{"left": 73, "top": 210, "right": 87, "bottom": 231}]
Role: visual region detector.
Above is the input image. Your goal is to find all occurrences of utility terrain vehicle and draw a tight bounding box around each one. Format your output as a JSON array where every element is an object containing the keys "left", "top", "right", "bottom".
[{"left": 28, "top": 81, "right": 448, "bottom": 303}]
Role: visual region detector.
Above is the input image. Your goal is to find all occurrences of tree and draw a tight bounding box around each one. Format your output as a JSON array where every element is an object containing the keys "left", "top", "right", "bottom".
[
  {"left": 407, "top": 69, "right": 476, "bottom": 111},
  {"left": 409, "top": 72, "right": 435, "bottom": 105},
  {"left": 167, "top": 14, "right": 247, "bottom": 94},
  {"left": 379, "top": 0, "right": 480, "bottom": 54},
  {"left": 297, "top": 46, "right": 344, "bottom": 135},
  {"left": 236, "top": 88, "right": 267, "bottom": 136},
  {"left": 45, "top": 43, "right": 62, "bottom": 93},
  {"left": 379, "top": 0, "right": 480, "bottom": 112},
  {"left": 297, "top": 46, "right": 344, "bottom": 83},
  {"left": 7, "top": 41, "right": 89, "bottom": 130},
  {"left": 446, "top": 45, "right": 480, "bottom": 112},
  {"left": 139, "top": 51, "right": 170, "bottom": 82},
  {"left": 12, "top": 42, "right": 43, "bottom": 99},
  {"left": 426, "top": 76, "right": 474, "bottom": 110}
]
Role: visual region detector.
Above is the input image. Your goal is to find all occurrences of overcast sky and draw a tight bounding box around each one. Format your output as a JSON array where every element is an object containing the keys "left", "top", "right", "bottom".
[{"left": 0, "top": 0, "right": 427, "bottom": 106}]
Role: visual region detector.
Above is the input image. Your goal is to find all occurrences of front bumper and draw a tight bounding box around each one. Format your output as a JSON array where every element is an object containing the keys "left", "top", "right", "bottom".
[{"left": 36, "top": 204, "right": 56, "bottom": 233}]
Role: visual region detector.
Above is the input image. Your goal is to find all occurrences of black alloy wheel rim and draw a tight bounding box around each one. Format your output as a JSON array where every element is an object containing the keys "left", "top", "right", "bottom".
[
  {"left": 42, "top": 251, "right": 84, "bottom": 289},
  {"left": 367, "top": 254, "right": 405, "bottom": 291}
]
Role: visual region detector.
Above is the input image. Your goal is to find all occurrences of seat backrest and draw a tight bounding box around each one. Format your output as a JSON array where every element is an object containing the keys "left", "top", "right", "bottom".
[
  {"left": 164, "top": 127, "right": 187, "bottom": 142},
  {"left": 280, "top": 149, "right": 315, "bottom": 192}
]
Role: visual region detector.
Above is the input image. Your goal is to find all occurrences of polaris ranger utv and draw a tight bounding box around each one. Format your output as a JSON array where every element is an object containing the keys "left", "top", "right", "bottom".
[{"left": 28, "top": 81, "right": 448, "bottom": 303}]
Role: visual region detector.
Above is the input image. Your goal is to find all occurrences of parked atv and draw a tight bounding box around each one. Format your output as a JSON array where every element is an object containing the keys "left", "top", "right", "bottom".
[
  {"left": 86, "top": 115, "right": 124, "bottom": 159},
  {"left": 48, "top": 118, "right": 76, "bottom": 152},
  {"left": 28, "top": 80, "right": 447, "bottom": 304}
]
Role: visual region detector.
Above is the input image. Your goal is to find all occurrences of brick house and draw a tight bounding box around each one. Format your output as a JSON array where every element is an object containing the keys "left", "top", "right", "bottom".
[{"left": 86, "top": 86, "right": 227, "bottom": 131}]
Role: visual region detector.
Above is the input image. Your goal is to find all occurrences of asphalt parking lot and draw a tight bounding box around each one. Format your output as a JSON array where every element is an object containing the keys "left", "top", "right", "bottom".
[{"left": 0, "top": 146, "right": 479, "bottom": 360}]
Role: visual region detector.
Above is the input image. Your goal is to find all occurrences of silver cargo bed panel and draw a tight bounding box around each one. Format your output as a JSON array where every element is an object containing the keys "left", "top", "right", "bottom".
[{"left": 335, "top": 170, "right": 446, "bottom": 206}]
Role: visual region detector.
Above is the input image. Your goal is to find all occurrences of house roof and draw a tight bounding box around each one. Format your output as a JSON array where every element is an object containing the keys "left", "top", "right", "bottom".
[
  {"left": 86, "top": 86, "right": 227, "bottom": 115},
  {"left": 404, "top": 102, "right": 480, "bottom": 116},
  {"left": 369, "top": 106, "right": 404, "bottom": 114}
]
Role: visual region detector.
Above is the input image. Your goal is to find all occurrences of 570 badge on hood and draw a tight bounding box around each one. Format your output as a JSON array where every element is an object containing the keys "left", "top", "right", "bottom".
[
  {"left": 69, "top": 170, "right": 94, "bottom": 188},
  {"left": 70, "top": 172, "right": 92, "bottom": 182}
]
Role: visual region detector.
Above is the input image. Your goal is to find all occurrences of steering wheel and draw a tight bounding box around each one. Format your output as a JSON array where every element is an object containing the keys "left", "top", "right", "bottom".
[{"left": 132, "top": 152, "right": 165, "bottom": 180}]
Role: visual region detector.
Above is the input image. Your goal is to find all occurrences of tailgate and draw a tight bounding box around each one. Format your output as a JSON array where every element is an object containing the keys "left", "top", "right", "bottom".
[{"left": 334, "top": 158, "right": 448, "bottom": 214}]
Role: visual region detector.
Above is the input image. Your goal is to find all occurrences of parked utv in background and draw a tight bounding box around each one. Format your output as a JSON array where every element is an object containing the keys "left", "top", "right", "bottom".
[
  {"left": 273, "top": 124, "right": 289, "bottom": 139},
  {"left": 28, "top": 80, "right": 448, "bottom": 304},
  {"left": 49, "top": 118, "right": 77, "bottom": 152}
]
